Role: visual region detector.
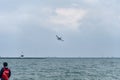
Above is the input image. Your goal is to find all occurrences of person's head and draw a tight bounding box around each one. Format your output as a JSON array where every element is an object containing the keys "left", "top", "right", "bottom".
[{"left": 3, "top": 62, "right": 8, "bottom": 67}]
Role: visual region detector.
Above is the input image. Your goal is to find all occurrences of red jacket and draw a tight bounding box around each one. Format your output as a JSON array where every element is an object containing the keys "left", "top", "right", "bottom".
[{"left": 0, "top": 67, "right": 11, "bottom": 80}]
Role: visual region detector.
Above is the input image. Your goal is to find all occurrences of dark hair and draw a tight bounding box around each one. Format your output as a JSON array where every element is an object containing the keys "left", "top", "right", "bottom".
[{"left": 3, "top": 62, "right": 8, "bottom": 67}]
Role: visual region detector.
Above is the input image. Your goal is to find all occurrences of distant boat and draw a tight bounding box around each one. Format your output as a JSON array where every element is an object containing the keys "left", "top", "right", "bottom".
[{"left": 21, "top": 55, "right": 24, "bottom": 58}]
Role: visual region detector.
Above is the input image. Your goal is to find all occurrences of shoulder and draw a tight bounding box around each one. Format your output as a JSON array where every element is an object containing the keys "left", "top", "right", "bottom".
[
  {"left": 1, "top": 68, "right": 4, "bottom": 71},
  {"left": 3, "top": 67, "right": 10, "bottom": 71},
  {"left": 0, "top": 68, "right": 4, "bottom": 72},
  {"left": 6, "top": 68, "right": 10, "bottom": 70},
  {"left": 7, "top": 68, "right": 11, "bottom": 72}
]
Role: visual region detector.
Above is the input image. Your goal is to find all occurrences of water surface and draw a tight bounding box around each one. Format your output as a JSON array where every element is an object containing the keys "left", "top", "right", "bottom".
[{"left": 0, "top": 58, "right": 120, "bottom": 80}]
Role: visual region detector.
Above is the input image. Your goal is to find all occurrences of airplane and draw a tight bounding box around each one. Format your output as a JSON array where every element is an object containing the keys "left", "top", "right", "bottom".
[{"left": 56, "top": 35, "right": 64, "bottom": 41}]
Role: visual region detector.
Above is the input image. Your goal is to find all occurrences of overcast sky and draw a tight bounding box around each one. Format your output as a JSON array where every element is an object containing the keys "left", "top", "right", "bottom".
[{"left": 0, "top": 0, "right": 120, "bottom": 57}]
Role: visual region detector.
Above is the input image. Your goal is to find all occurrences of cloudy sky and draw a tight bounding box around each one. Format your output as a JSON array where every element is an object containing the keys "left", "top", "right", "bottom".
[{"left": 0, "top": 0, "right": 120, "bottom": 57}]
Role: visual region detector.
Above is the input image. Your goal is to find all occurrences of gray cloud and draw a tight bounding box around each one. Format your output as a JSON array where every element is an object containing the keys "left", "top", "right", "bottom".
[{"left": 0, "top": 0, "right": 120, "bottom": 57}]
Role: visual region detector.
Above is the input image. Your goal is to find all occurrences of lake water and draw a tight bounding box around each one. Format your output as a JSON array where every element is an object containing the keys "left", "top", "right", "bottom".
[{"left": 0, "top": 58, "right": 120, "bottom": 80}]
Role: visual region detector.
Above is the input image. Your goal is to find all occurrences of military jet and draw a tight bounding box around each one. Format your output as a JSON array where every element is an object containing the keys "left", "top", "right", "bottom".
[{"left": 56, "top": 35, "right": 64, "bottom": 41}]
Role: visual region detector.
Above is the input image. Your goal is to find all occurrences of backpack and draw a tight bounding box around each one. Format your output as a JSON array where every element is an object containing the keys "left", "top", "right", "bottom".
[{"left": 2, "top": 68, "right": 10, "bottom": 80}]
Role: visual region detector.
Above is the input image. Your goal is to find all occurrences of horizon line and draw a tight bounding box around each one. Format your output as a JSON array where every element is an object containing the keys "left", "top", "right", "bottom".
[{"left": 0, "top": 56, "right": 120, "bottom": 59}]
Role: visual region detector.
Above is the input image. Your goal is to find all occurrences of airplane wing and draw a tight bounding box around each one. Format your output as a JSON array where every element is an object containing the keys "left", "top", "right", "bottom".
[
  {"left": 56, "top": 35, "right": 62, "bottom": 38},
  {"left": 56, "top": 35, "right": 59, "bottom": 38},
  {"left": 61, "top": 39, "right": 64, "bottom": 41}
]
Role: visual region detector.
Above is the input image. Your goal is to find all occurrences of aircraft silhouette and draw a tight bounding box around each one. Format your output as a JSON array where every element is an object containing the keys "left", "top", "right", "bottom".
[{"left": 56, "top": 35, "right": 64, "bottom": 41}]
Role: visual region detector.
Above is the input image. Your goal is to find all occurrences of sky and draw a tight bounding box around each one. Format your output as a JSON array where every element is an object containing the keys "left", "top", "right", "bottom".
[{"left": 0, "top": 0, "right": 120, "bottom": 57}]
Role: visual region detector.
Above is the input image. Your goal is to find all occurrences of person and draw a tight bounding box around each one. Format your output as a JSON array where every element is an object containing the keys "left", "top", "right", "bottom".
[{"left": 0, "top": 62, "right": 11, "bottom": 80}]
